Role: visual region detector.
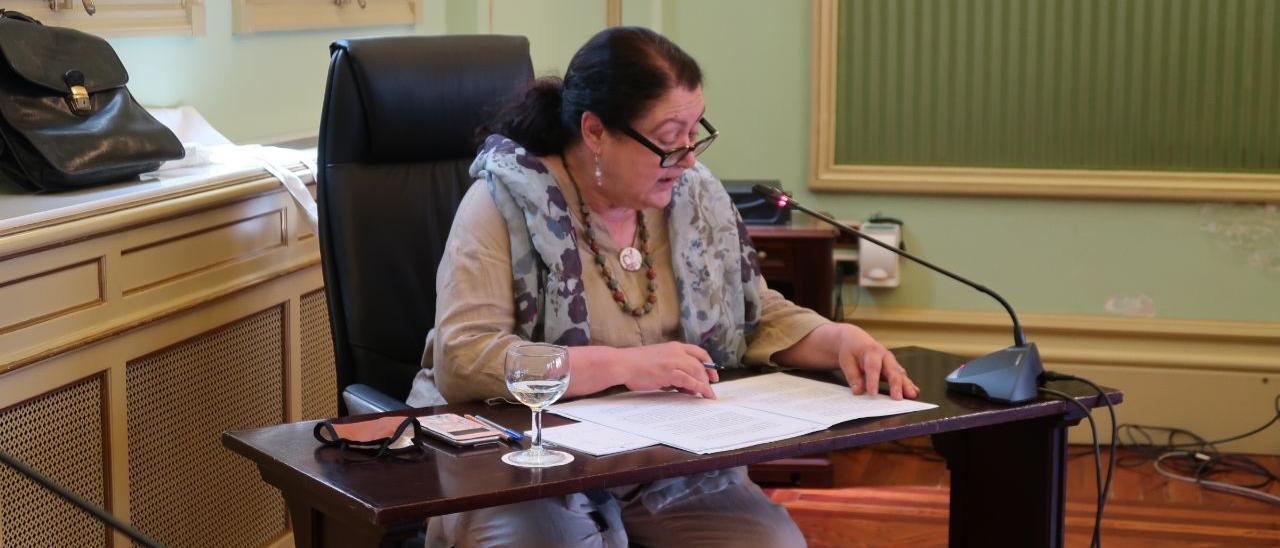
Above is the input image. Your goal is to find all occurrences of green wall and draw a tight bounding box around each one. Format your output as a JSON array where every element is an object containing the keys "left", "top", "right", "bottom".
[
  {"left": 109, "top": 0, "right": 1279, "bottom": 323},
  {"left": 833, "top": 0, "right": 1280, "bottom": 172},
  {"left": 670, "top": 0, "right": 1279, "bottom": 323},
  {"left": 108, "top": 3, "right": 447, "bottom": 144}
]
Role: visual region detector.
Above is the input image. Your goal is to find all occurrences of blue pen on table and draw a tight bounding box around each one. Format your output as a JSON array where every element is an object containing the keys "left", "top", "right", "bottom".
[{"left": 470, "top": 414, "right": 525, "bottom": 442}]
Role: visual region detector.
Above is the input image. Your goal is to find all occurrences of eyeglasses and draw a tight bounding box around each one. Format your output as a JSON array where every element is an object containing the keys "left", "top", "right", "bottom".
[{"left": 621, "top": 117, "right": 719, "bottom": 168}]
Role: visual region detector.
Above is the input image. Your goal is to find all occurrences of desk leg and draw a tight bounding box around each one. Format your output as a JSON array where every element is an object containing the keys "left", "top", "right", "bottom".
[
  {"left": 931, "top": 416, "right": 1068, "bottom": 548},
  {"left": 282, "top": 493, "right": 419, "bottom": 548}
]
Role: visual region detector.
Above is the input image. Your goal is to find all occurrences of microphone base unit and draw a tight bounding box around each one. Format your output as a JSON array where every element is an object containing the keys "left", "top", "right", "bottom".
[
  {"left": 945, "top": 342, "right": 1044, "bottom": 404},
  {"left": 749, "top": 183, "right": 1046, "bottom": 406}
]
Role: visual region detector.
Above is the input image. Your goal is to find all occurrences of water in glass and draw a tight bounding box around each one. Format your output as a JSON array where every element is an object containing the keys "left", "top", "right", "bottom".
[{"left": 501, "top": 342, "right": 574, "bottom": 468}]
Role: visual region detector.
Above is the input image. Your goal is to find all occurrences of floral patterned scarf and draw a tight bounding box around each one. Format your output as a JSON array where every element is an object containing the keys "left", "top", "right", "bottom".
[{"left": 470, "top": 134, "right": 762, "bottom": 367}]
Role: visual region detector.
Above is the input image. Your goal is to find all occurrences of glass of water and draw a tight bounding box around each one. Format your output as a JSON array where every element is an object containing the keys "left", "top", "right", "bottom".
[{"left": 501, "top": 342, "right": 574, "bottom": 468}]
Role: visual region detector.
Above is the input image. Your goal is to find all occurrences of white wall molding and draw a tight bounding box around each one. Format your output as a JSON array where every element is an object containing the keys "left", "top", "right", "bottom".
[{"left": 846, "top": 307, "right": 1280, "bottom": 374}]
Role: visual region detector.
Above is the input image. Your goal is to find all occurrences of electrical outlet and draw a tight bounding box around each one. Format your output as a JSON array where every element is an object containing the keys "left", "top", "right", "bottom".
[{"left": 858, "top": 222, "right": 902, "bottom": 288}]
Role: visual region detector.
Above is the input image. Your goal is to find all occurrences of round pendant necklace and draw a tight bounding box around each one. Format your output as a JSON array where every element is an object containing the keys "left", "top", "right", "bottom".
[
  {"left": 562, "top": 157, "right": 657, "bottom": 317},
  {"left": 618, "top": 244, "right": 643, "bottom": 272}
]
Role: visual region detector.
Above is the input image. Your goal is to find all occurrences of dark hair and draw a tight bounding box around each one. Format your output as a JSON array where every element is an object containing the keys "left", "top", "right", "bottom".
[{"left": 482, "top": 27, "right": 703, "bottom": 155}]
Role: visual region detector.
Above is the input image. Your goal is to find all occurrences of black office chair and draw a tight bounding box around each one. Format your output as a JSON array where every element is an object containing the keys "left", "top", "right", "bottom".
[{"left": 317, "top": 35, "right": 534, "bottom": 415}]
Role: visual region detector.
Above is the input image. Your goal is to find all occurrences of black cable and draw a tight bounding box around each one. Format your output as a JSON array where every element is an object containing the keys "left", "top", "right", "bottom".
[
  {"left": 0, "top": 448, "right": 166, "bottom": 548},
  {"left": 834, "top": 271, "right": 845, "bottom": 322},
  {"left": 1040, "top": 387, "right": 1104, "bottom": 548},
  {"left": 850, "top": 281, "right": 862, "bottom": 315},
  {"left": 1080, "top": 385, "right": 1280, "bottom": 507},
  {"left": 1206, "top": 454, "right": 1279, "bottom": 487},
  {"left": 1115, "top": 423, "right": 1279, "bottom": 494},
  {"left": 1119, "top": 394, "right": 1279, "bottom": 453},
  {"left": 834, "top": 261, "right": 861, "bottom": 322},
  {"left": 1153, "top": 452, "right": 1280, "bottom": 505},
  {"left": 1046, "top": 372, "right": 1119, "bottom": 542},
  {"left": 1113, "top": 394, "right": 1279, "bottom": 489},
  {"left": 1169, "top": 394, "right": 1280, "bottom": 448},
  {"left": 866, "top": 214, "right": 907, "bottom": 252}
]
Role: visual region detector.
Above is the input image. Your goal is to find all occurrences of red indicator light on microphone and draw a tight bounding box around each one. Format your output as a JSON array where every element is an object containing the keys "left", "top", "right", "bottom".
[{"left": 776, "top": 197, "right": 789, "bottom": 208}]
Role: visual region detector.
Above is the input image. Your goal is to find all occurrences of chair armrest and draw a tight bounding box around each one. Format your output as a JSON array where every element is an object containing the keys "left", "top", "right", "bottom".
[{"left": 342, "top": 383, "right": 410, "bottom": 415}]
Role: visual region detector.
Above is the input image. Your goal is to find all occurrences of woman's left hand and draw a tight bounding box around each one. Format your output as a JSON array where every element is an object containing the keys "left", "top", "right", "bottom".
[{"left": 832, "top": 325, "right": 920, "bottom": 400}]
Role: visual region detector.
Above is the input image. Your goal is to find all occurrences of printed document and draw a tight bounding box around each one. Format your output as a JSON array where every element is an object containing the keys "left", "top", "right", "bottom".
[
  {"left": 549, "top": 373, "right": 937, "bottom": 454},
  {"left": 713, "top": 372, "right": 937, "bottom": 427},
  {"left": 529, "top": 422, "right": 659, "bottom": 456}
]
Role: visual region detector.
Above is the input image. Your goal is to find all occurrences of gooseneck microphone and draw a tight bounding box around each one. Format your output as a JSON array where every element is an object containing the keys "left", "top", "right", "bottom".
[{"left": 753, "top": 185, "right": 1043, "bottom": 404}]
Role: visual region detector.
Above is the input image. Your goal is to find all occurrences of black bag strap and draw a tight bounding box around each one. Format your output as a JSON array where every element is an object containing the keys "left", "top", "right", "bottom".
[
  {"left": 313, "top": 417, "right": 426, "bottom": 462},
  {"left": 0, "top": 10, "right": 42, "bottom": 25}
]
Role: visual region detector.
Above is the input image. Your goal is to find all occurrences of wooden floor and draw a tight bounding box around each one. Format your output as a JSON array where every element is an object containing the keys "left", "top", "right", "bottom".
[{"left": 766, "top": 440, "right": 1280, "bottom": 547}]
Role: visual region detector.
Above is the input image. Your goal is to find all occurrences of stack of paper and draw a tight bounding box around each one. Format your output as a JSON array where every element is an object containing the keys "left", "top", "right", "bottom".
[
  {"left": 713, "top": 372, "right": 938, "bottom": 426},
  {"left": 529, "top": 422, "right": 659, "bottom": 456},
  {"left": 549, "top": 373, "right": 937, "bottom": 455}
]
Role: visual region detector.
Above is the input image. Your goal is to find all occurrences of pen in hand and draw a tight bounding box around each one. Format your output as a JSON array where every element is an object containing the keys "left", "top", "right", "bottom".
[
  {"left": 467, "top": 414, "right": 525, "bottom": 442},
  {"left": 702, "top": 361, "right": 719, "bottom": 370}
]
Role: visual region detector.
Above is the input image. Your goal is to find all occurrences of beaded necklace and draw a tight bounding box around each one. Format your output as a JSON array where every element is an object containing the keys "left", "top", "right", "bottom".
[{"left": 561, "top": 157, "right": 658, "bottom": 317}]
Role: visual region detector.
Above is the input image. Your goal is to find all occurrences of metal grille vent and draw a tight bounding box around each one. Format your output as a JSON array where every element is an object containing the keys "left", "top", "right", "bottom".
[
  {"left": 300, "top": 290, "right": 337, "bottom": 420},
  {"left": 0, "top": 377, "right": 106, "bottom": 548},
  {"left": 126, "top": 307, "right": 287, "bottom": 548}
]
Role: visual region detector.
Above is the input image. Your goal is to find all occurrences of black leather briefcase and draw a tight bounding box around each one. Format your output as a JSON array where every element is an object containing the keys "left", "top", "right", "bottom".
[{"left": 0, "top": 10, "right": 184, "bottom": 191}]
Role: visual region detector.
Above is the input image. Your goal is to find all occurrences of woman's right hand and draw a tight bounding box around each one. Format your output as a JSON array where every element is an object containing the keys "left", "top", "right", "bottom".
[{"left": 614, "top": 342, "right": 719, "bottom": 399}]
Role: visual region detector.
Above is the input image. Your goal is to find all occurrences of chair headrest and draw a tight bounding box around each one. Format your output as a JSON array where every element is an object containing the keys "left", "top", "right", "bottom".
[{"left": 323, "top": 35, "right": 533, "bottom": 164}]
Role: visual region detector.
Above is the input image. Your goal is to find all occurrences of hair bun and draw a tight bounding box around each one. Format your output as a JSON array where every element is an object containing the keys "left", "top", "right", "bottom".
[{"left": 480, "top": 77, "right": 570, "bottom": 155}]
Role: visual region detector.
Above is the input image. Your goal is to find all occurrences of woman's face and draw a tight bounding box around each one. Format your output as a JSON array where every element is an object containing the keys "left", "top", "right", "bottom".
[{"left": 597, "top": 85, "right": 705, "bottom": 211}]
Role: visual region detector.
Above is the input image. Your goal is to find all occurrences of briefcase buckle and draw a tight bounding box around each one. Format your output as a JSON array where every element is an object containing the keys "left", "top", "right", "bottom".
[
  {"left": 63, "top": 70, "right": 93, "bottom": 115},
  {"left": 68, "top": 85, "right": 92, "bottom": 114}
]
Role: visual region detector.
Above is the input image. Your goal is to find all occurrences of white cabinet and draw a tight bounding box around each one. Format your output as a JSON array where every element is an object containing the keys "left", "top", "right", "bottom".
[{"left": 0, "top": 158, "right": 332, "bottom": 547}]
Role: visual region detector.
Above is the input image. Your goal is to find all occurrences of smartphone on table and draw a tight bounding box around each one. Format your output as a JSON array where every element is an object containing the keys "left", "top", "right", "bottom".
[{"left": 417, "top": 413, "right": 502, "bottom": 447}]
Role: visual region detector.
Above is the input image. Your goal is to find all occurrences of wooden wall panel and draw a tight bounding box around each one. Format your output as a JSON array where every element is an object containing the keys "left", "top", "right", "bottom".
[
  {"left": 0, "top": 259, "right": 102, "bottom": 335},
  {"left": 0, "top": 164, "right": 329, "bottom": 547},
  {"left": 121, "top": 210, "right": 285, "bottom": 296},
  {"left": 0, "top": 375, "right": 106, "bottom": 548}
]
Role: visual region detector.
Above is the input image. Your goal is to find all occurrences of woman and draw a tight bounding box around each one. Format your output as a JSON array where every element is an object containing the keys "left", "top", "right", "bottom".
[{"left": 410, "top": 27, "right": 919, "bottom": 547}]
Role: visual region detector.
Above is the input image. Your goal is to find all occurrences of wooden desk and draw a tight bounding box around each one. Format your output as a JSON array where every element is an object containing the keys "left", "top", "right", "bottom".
[
  {"left": 223, "top": 347, "right": 1122, "bottom": 548},
  {"left": 746, "top": 224, "right": 836, "bottom": 318}
]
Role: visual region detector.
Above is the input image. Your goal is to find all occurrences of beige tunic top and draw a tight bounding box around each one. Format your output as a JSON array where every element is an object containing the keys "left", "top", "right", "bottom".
[{"left": 424, "top": 163, "right": 829, "bottom": 403}]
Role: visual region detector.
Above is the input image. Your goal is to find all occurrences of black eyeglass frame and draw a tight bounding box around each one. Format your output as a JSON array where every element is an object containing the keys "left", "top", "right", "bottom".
[{"left": 621, "top": 117, "right": 719, "bottom": 168}]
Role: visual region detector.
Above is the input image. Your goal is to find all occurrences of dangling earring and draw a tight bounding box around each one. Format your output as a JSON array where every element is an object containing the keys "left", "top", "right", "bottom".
[{"left": 594, "top": 153, "right": 604, "bottom": 187}]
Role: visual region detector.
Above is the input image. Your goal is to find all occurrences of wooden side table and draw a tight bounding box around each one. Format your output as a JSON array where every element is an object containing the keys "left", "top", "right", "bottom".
[{"left": 747, "top": 224, "right": 837, "bottom": 319}]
